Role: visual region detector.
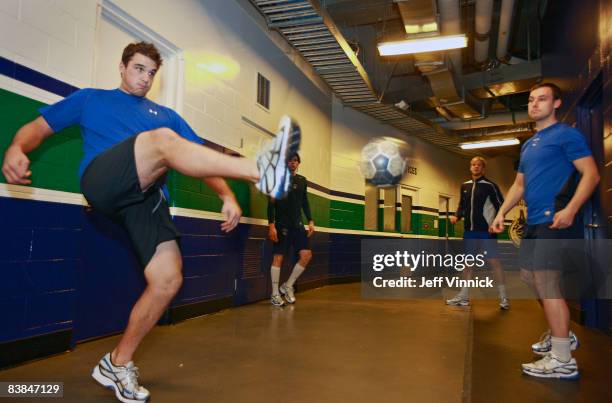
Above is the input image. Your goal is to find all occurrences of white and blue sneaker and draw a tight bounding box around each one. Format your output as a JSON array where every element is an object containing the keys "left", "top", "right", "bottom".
[
  {"left": 280, "top": 283, "right": 296, "bottom": 304},
  {"left": 271, "top": 294, "right": 285, "bottom": 307},
  {"left": 92, "top": 353, "right": 150, "bottom": 402},
  {"left": 531, "top": 330, "right": 579, "bottom": 355},
  {"left": 255, "top": 115, "right": 301, "bottom": 199},
  {"left": 521, "top": 353, "right": 579, "bottom": 380},
  {"left": 445, "top": 294, "right": 470, "bottom": 306}
]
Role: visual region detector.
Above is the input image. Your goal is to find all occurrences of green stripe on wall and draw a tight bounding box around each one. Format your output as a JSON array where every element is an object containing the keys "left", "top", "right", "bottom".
[
  {"left": 0, "top": 88, "right": 82, "bottom": 193},
  {"left": 0, "top": 88, "right": 511, "bottom": 239}
]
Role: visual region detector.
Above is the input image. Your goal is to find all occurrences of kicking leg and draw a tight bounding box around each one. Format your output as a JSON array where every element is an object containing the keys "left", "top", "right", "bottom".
[{"left": 134, "top": 128, "right": 259, "bottom": 191}]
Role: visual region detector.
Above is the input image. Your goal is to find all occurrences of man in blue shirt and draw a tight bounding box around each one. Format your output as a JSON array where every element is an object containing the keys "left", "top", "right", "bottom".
[
  {"left": 491, "top": 83, "right": 599, "bottom": 380},
  {"left": 1, "top": 42, "right": 300, "bottom": 402}
]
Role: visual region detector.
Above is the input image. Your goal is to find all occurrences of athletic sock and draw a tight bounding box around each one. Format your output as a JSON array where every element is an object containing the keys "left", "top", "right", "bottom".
[
  {"left": 498, "top": 284, "right": 507, "bottom": 299},
  {"left": 458, "top": 286, "right": 469, "bottom": 299},
  {"left": 551, "top": 336, "right": 572, "bottom": 362},
  {"left": 286, "top": 263, "right": 305, "bottom": 288},
  {"left": 271, "top": 266, "right": 281, "bottom": 295}
]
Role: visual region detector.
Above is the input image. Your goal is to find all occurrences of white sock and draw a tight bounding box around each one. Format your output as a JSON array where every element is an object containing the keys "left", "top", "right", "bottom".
[
  {"left": 271, "top": 266, "right": 281, "bottom": 296},
  {"left": 551, "top": 336, "right": 572, "bottom": 362},
  {"left": 286, "top": 263, "right": 305, "bottom": 288},
  {"left": 458, "top": 286, "right": 469, "bottom": 299},
  {"left": 498, "top": 284, "right": 507, "bottom": 299}
]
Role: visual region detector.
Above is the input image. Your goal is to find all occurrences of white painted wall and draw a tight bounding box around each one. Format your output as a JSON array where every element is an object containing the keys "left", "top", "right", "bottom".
[{"left": 0, "top": 0, "right": 98, "bottom": 90}]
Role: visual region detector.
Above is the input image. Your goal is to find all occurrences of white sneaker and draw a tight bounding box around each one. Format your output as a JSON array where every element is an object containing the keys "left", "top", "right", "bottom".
[
  {"left": 92, "top": 353, "right": 150, "bottom": 402},
  {"left": 521, "top": 353, "right": 579, "bottom": 380},
  {"left": 271, "top": 294, "right": 285, "bottom": 307},
  {"left": 499, "top": 297, "right": 510, "bottom": 310},
  {"left": 531, "top": 330, "right": 579, "bottom": 355},
  {"left": 445, "top": 294, "right": 470, "bottom": 306},
  {"left": 280, "top": 283, "right": 296, "bottom": 304},
  {"left": 255, "top": 115, "right": 301, "bottom": 199}
]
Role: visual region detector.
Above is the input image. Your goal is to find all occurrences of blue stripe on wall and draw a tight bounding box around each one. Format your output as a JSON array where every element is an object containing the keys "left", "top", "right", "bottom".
[{"left": 0, "top": 56, "right": 79, "bottom": 97}]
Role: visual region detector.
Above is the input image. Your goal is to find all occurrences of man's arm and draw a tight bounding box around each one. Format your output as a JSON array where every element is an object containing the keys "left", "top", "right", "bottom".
[
  {"left": 449, "top": 184, "right": 465, "bottom": 225},
  {"left": 302, "top": 180, "right": 314, "bottom": 236},
  {"left": 202, "top": 177, "right": 242, "bottom": 232},
  {"left": 267, "top": 197, "right": 278, "bottom": 242},
  {"left": 550, "top": 156, "right": 600, "bottom": 229},
  {"left": 490, "top": 173, "right": 525, "bottom": 233},
  {"left": 2, "top": 116, "right": 54, "bottom": 185}
]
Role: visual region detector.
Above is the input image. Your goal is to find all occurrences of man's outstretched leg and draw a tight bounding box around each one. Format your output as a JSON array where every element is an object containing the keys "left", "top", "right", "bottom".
[
  {"left": 92, "top": 240, "right": 182, "bottom": 402},
  {"left": 134, "top": 116, "right": 300, "bottom": 198}
]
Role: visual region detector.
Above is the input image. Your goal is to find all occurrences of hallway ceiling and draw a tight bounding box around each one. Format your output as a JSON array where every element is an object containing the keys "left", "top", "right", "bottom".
[{"left": 249, "top": 0, "right": 549, "bottom": 157}]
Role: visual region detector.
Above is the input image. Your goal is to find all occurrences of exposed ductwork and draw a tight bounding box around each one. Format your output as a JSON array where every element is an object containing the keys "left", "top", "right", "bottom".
[
  {"left": 394, "top": 0, "right": 439, "bottom": 35},
  {"left": 438, "top": 0, "right": 462, "bottom": 72},
  {"left": 455, "top": 122, "right": 534, "bottom": 139},
  {"left": 497, "top": 0, "right": 516, "bottom": 61},
  {"left": 474, "top": 0, "right": 494, "bottom": 64},
  {"left": 439, "top": 110, "right": 530, "bottom": 130}
]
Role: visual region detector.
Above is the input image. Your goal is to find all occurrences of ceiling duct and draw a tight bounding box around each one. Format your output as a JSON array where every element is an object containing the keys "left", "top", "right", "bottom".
[
  {"left": 438, "top": 0, "right": 462, "bottom": 73},
  {"left": 456, "top": 122, "right": 534, "bottom": 139},
  {"left": 394, "top": 0, "right": 481, "bottom": 120},
  {"left": 248, "top": 0, "right": 478, "bottom": 155},
  {"left": 393, "top": 0, "right": 439, "bottom": 35}
]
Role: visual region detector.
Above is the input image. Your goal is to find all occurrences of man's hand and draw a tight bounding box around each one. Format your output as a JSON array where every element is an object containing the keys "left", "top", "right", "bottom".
[
  {"left": 490, "top": 213, "right": 505, "bottom": 233},
  {"left": 307, "top": 220, "right": 315, "bottom": 237},
  {"left": 449, "top": 216, "right": 458, "bottom": 225},
  {"left": 549, "top": 207, "right": 576, "bottom": 229},
  {"left": 268, "top": 223, "right": 278, "bottom": 242},
  {"left": 220, "top": 196, "right": 241, "bottom": 232},
  {"left": 2, "top": 146, "right": 32, "bottom": 185}
]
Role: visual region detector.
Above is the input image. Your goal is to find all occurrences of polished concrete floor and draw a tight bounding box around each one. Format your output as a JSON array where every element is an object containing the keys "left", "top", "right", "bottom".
[{"left": 0, "top": 283, "right": 610, "bottom": 403}]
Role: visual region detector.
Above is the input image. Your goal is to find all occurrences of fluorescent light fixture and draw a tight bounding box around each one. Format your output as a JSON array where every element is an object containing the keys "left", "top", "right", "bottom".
[
  {"left": 378, "top": 34, "right": 467, "bottom": 56},
  {"left": 460, "top": 138, "right": 520, "bottom": 150}
]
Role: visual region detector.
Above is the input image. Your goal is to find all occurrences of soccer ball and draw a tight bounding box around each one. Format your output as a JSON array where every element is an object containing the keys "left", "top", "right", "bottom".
[{"left": 359, "top": 138, "right": 407, "bottom": 187}]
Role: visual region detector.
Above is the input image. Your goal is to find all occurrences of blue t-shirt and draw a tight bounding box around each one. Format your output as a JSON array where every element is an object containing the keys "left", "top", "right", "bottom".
[
  {"left": 518, "top": 122, "right": 591, "bottom": 225},
  {"left": 39, "top": 88, "right": 204, "bottom": 178}
]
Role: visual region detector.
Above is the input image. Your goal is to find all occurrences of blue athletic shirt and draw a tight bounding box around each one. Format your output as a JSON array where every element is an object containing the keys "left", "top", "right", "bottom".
[
  {"left": 39, "top": 88, "right": 204, "bottom": 179},
  {"left": 518, "top": 122, "right": 591, "bottom": 225}
]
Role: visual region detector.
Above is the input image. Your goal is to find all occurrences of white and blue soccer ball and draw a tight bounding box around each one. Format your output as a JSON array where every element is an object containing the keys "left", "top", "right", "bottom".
[{"left": 359, "top": 138, "right": 407, "bottom": 187}]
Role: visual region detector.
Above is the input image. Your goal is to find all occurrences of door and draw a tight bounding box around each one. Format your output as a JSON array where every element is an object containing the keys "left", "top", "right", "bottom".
[
  {"left": 438, "top": 195, "right": 450, "bottom": 239},
  {"left": 575, "top": 72, "right": 610, "bottom": 332}
]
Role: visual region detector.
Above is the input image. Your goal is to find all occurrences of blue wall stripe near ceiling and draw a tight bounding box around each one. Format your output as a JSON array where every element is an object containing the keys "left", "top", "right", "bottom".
[{"left": 0, "top": 56, "right": 79, "bottom": 97}]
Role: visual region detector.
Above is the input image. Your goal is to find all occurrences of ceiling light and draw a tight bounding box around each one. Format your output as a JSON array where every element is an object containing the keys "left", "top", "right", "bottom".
[
  {"left": 378, "top": 34, "right": 467, "bottom": 56},
  {"left": 459, "top": 138, "right": 520, "bottom": 150}
]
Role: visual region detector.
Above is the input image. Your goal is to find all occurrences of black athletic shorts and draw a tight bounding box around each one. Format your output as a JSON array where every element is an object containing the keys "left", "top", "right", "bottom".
[
  {"left": 80, "top": 135, "right": 180, "bottom": 268},
  {"left": 272, "top": 225, "right": 311, "bottom": 255},
  {"left": 519, "top": 222, "right": 583, "bottom": 272}
]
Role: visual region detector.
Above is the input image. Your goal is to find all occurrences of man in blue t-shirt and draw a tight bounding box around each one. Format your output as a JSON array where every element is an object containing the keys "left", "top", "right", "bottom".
[
  {"left": 491, "top": 83, "right": 600, "bottom": 380},
  {"left": 1, "top": 42, "right": 300, "bottom": 402}
]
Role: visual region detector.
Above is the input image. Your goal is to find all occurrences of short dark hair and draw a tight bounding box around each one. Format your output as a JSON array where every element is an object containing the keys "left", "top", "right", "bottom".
[
  {"left": 289, "top": 152, "right": 301, "bottom": 163},
  {"left": 530, "top": 82, "right": 562, "bottom": 100},
  {"left": 121, "top": 42, "right": 163, "bottom": 68}
]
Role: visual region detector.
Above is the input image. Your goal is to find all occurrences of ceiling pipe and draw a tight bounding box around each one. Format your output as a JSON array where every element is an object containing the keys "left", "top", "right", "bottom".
[
  {"left": 497, "top": 0, "right": 516, "bottom": 61},
  {"left": 474, "top": 0, "right": 494, "bottom": 64}
]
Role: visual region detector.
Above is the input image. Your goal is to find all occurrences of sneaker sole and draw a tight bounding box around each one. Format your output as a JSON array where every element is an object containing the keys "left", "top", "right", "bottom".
[
  {"left": 92, "top": 365, "right": 149, "bottom": 402},
  {"left": 271, "top": 116, "right": 301, "bottom": 199},
  {"left": 521, "top": 367, "right": 580, "bottom": 380},
  {"left": 446, "top": 301, "right": 470, "bottom": 306}
]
